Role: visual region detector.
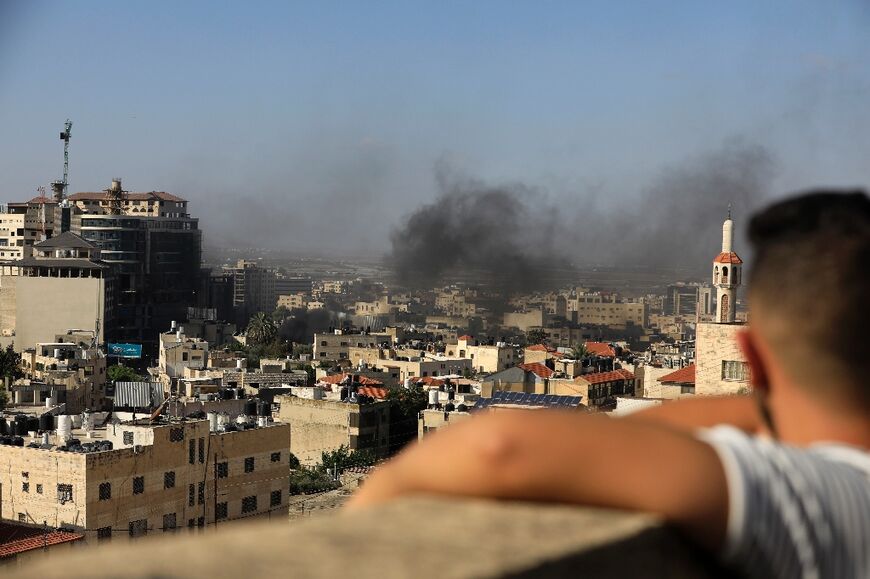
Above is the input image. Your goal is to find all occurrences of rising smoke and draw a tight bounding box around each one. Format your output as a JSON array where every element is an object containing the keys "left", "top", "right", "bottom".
[
  {"left": 389, "top": 158, "right": 563, "bottom": 292},
  {"left": 389, "top": 140, "right": 777, "bottom": 290}
]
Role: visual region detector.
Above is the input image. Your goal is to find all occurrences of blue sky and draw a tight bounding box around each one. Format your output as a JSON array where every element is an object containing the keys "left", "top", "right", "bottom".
[{"left": 1, "top": 1, "right": 869, "bottom": 255}]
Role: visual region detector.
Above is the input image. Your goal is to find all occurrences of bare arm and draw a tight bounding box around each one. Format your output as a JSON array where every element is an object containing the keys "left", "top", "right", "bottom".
[
  {"left": 623, "top": 394, "right": 764, "bottom": 434},
  {"left": 348, "top": 410, "right": 729, "bottom": 552}
]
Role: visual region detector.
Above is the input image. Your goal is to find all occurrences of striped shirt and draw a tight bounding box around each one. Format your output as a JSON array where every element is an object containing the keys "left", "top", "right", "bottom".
[{"left": 699, "top": 426, "right": 870, "bottom": 579}]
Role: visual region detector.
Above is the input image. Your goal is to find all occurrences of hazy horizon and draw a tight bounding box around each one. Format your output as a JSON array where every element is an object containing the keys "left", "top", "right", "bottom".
[{"left": 2, "top": 1, "right": 869, "bottom": 267}]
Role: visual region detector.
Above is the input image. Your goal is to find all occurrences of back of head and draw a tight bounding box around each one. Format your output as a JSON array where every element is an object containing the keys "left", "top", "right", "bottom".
[{"left": 748, "top": 190, "right": 870, "bottom": 408}]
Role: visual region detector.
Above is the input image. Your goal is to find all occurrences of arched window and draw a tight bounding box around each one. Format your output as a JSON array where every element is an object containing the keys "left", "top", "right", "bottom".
[
  {"left": 714, "top": 266, "right": 719, "bottom": 284},
  {"left": 722, "top": 266, "right": 729, "bottom": 280}
]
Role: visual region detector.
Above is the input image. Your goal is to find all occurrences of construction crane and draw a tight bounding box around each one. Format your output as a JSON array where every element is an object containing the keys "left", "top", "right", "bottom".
[{"left": 50, "top": 119, "right": 73, "bottom": 203}]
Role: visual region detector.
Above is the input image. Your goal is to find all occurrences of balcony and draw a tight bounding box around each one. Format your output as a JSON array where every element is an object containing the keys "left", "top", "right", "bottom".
[{"left": 5, "top": 497, "right": 725, "bottom": 577}]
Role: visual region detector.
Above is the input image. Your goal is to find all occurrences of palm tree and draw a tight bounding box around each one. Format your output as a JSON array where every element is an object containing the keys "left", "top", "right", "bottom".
[
  {"left": 246, "top": 312, "right": 278, "bottom": 345},
  {"left": 569, "top": 344, "right": 588, "bottom": 361}
]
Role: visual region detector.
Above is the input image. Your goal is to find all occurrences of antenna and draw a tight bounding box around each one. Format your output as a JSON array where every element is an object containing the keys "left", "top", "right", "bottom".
[
  {"left": 51, "top": 120, "right": 73, "bottom": 202},
  {"left": 727, "top": 203, "right": 732, "bottom": 220}
]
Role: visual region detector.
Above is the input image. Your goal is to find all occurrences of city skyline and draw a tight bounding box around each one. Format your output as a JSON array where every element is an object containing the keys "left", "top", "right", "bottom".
[{"left": 1, "top": 1, "right": 869, "bottom": 260}]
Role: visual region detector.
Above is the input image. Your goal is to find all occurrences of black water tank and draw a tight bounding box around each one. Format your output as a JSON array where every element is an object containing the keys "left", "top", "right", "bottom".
[
  {"left": 0, "top": 418, "right": 7, "bottom": 435},
  {"left": 39, "top": 414, "right": 54, "bottom": 432},
  {"left": 244, "top": 399, "right": 257, "bottom": 416},
  {"left": 457, "top": 404, "right": 468, "bottom": 412},
  {"left": 257, "top": 401, "right": 271, "bottom": 417},
  {"left": 14, "top": 417, "right": 28, "bottom": 436},
  {"left": 444, "top": 403, "right": 456, "bottom": 412},
  {"left": 27, "top": 417, "right": 39, "bottom": 432},
  {"left": 12, "top": 436, "right": 24, "bottom": 447}
]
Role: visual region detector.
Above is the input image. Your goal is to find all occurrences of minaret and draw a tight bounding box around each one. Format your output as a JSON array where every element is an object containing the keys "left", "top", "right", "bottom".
[{"left": 712, "top": 207, "right": 742, "bottom": 323}]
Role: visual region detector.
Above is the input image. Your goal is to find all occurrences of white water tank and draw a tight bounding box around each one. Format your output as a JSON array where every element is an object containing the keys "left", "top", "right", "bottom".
[
  {"left": 207, "top": 412, "right": 218, "bottom": 432},
  {"left": 217, "top": 413, "right": 230, "bottom": 429},
  {"left": 57, "top": 415, "right": 72, "bottom": 441},
  {"left": 428, "top": 389, "right": 439, "bottom": 406},
  {"left": 236, "top": 359, "right": 244, "bottom": 370},
  {"left": 312, "top": 386, "right": 324, "bottom": 400},
  {"left": 404, "top": 378, "right": 413, "bottom": 390}
]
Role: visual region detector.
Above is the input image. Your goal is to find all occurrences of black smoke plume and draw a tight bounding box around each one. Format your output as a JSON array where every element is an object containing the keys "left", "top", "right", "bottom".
[{"left": 390, "top": 140, "right": 777, "bottom": 290}]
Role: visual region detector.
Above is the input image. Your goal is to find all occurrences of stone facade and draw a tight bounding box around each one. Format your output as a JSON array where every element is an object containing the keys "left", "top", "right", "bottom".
[{"left": 694, "top": 322, "right": 749, "bottom": 396}]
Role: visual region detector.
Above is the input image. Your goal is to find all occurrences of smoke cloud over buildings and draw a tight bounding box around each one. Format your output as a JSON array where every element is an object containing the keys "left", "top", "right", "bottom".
[{"left": 389, "top": 140, "right": 777, "bottom": 290}]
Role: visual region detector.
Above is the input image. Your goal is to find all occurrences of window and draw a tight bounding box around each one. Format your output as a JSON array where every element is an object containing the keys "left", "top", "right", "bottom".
[
  {"left": 198, "top": 438, "right": 205, "bottom": 464},
  {"left": 22, "top": 482, "right": 29, "bottom": 493},
  {"left": 189, "top": 439, "right": 195, "bottom": 464},
  {"left": 270, "top": 490, "right": 282, "bottom": 507},
  {"left": 216, "top": 502, "right": 228, "bottom": 520},
  {"left": 241, "top": 495, "right": 257, "bottom": 514},
  {"left": 36, "top": 484, "right": 43, "bottom": 494},
  {"left": 244, "top": 457, "right": 254, "bottom": 473},
  {"left": 99, "top": 482, "right": 111, "bottom": 501},
  {"left": 128, "top": 519, "right": 148, "bottom": 538},
  {"left": 123, "top": 431, "right": 134, "bottom": 445},
  {"left": 97, "top": 526, "right": 112, "bottom": 541},
  {"left": 270, "top": 452, "right": 281, "bottom": 463},
  {"left": 198, "top": 482, "right": 205, "bottom": 505},
  {"left": 164, "top": 471, "right": 175, "bottom": 489},
  {"left": 169, "top": 427, "right": 185, "bottom": 442},
  {"left": 57, "top": 484, "right": 73, "bottom": 503},
  {"left": 217, "top": 461, "right": 228, "bottom": 478},
  {"left": 197, "top": 516, "right": 205, "bottom": 527},
  {"left": 188, "top": 484, "right": 195, "bottom": 507},
  {"left": 162, "top": 513, "right": 176, "bottom": 531},
  {"left": 721, "top": 360, "right": 749, "bottom": 382},
  {"left": 133, "top": 476, "right": 145, "bottom": 495},
  {"left": 18, "top": 513, "right": 26, "bottom": 523}
]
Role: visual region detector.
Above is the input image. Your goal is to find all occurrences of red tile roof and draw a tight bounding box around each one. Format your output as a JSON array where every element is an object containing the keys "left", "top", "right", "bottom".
[
  {"left": 577, "top": 369, "right": 635, "bottom": 385},
  {"left": 458, "top": 335, "right": 473, "bottom": 341},
  {"left": 26, "top": 195, "right": 55, "bottom": 204},
  {"left": 0, "top": 522, "right": 83, "bottom": 558},
  {"left": 319, "top": 373, "right": 384, "bottom": 386},
  {"left": 525, "top": 344, "right": 555, "bottom": 352},
  {"left": 518, "top": 362, "right": 554, "bottom": 379},
  {"left": 584, "top": 342, "right": 616, "bottom": 357},
  {"left": 417, "top": 376, "right": 446, "bottom": 386},
  {"left": 357, "top": 386, "right": 388, "bottom": 399},
  {"left": 658, "top": 364, "right": 696, "bottom": 385},
  {"left": 713, "top": 252, "right": 743, "bottom": 265}
]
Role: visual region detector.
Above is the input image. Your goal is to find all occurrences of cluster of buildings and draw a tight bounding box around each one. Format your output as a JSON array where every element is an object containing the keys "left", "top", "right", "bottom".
[{"left": 0, "top": 145, "right": 752, "bottom": 562}]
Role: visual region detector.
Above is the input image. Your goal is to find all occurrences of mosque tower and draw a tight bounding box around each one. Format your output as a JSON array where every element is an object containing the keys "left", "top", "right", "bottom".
[{"left": 712, "top": 208, "right": 742, "bottom": 323}]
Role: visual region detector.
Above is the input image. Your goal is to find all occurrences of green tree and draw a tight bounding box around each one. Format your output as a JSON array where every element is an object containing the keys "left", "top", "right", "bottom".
[
  {"left": 385, "top": 386, "right": 429, "bottom": 454},
  {"left": 0, "top": 345, "right": 23, "bottom": 383},
  {"left": 320, "top": 445, "right": 377, "bottom": 472},
  {"left": 108, "top": 364, "right": 144, "bottom": 383},
  {"left": 245, "top": 312, "right": 278, "bottom": 345},
  {"left": 526, "top": 329, "right": 547, "bottom": 346},
  {"left": 569, "top": 344, "right": 589, "bottom": 360},
  {"left": 0, "top": 388, "right": 7, "bottom": 412}
]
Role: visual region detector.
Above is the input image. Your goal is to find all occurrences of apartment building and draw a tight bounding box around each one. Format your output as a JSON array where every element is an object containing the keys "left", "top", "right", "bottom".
[
  {"left": 567, "top": 293, "right": 648, "bottom": 328},
  {"left": 444, "top": 336, "right": 515, "bottom": 374},
  {"left": 0, "top": 418, "right": 290, "bottom": 541},
  {"left": 5, "top": 232, "right": 114, "bottom": 350},
  {"left": 14, "top": 338, "right": 108, "bottom": 412},
  {"left": 229, "top": 260, "right": 277, "bottom": 324},
  {"left": 313, "top": 331, "right": 389, "bottom": 362},
  {"left": 275, "top": 395, "right": 390, "bottom": 465}
]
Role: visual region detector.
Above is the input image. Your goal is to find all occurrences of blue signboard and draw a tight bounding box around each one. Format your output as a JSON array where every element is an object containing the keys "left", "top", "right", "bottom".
[{"left": 108, "top": 343, "right": 142, "bottom": 359}]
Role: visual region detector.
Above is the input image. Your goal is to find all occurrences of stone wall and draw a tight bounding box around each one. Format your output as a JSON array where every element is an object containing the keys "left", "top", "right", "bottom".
[
  {"left": 695, "top": 322, "right": 750, "bottom": 396},
  {"left": 4, "top": 498, "right": 728, "bottom": 578}
]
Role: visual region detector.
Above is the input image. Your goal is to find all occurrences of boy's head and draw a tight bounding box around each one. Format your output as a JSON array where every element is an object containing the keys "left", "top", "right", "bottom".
[{"left": 744, "top": 190, "right": 870, "bottom": 413}]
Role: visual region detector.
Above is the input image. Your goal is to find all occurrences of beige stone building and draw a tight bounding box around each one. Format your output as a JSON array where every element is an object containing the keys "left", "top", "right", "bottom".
[
  {"left": 277, "top": 293, "right": 307, "bottom": 310},
  {"left": 444, "top": 336, "right": 516, "bottom": 374},
  {"left": 68, "top": 190, "right": 189, "bottom": 219},
  {"left": 274, "top": 395, "right": 391, "bottom": 465},
  {"left": 434, "top": 289, "right": 477, "bottom": 318},
  {"left": 14, "top": 339, "right": 108, "bottom": 412},
  {"left": 568, "top": 293, "right": 647, "bottom": 328},
  {"left": 158, "top": 327, "right": 209, "bottom": 392},
  {"left": 0, "top": 418, "right": 290, "bottom": 541},
  {"left": 9, "top": 233, "right": 114, "bottom": 351},
  {"left": 313, "top": 331, "right": 389, "bottom": 363},
  {"left": 503, "top": 308, "right": 547, "bottom": 331}
]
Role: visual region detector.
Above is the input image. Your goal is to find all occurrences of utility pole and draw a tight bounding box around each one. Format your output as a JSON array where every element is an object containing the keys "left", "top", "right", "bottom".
[{"left": 213, "top": 453, "right": 218, "bottom": 531}]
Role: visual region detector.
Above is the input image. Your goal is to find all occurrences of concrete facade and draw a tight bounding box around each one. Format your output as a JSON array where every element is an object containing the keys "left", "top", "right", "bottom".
[
  {"left": 0, "top": 419, "right": 290, "bottom": 541},
  {"left": 274, "top": 396, "right": 390, "bottom": 465}
]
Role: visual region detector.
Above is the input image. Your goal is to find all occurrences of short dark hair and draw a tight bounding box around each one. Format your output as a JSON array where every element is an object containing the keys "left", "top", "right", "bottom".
[{"left": 748, "top": 190, "right": 870, "bottom": 403}]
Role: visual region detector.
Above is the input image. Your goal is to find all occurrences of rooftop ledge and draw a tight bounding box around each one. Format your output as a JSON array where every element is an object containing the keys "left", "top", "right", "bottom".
[{"left": 7, "top": 498, "right": 728, "bottom": 578}]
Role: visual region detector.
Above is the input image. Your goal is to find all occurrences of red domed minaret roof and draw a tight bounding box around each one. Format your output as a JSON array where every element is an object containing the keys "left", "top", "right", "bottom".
[{"left": 713, "top": 252, "right": 743, "bottom": 265}]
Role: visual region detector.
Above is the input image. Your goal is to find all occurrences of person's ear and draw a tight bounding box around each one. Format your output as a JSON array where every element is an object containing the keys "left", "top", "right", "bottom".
[{"left": 736, "top": 329, "right": 769, "bottom": 393}]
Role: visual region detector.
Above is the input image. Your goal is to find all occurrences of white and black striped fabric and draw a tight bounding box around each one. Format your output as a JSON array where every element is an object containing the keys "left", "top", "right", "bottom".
[{"left": 699, "top": 425, "right": 870, "bottom": 579}]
